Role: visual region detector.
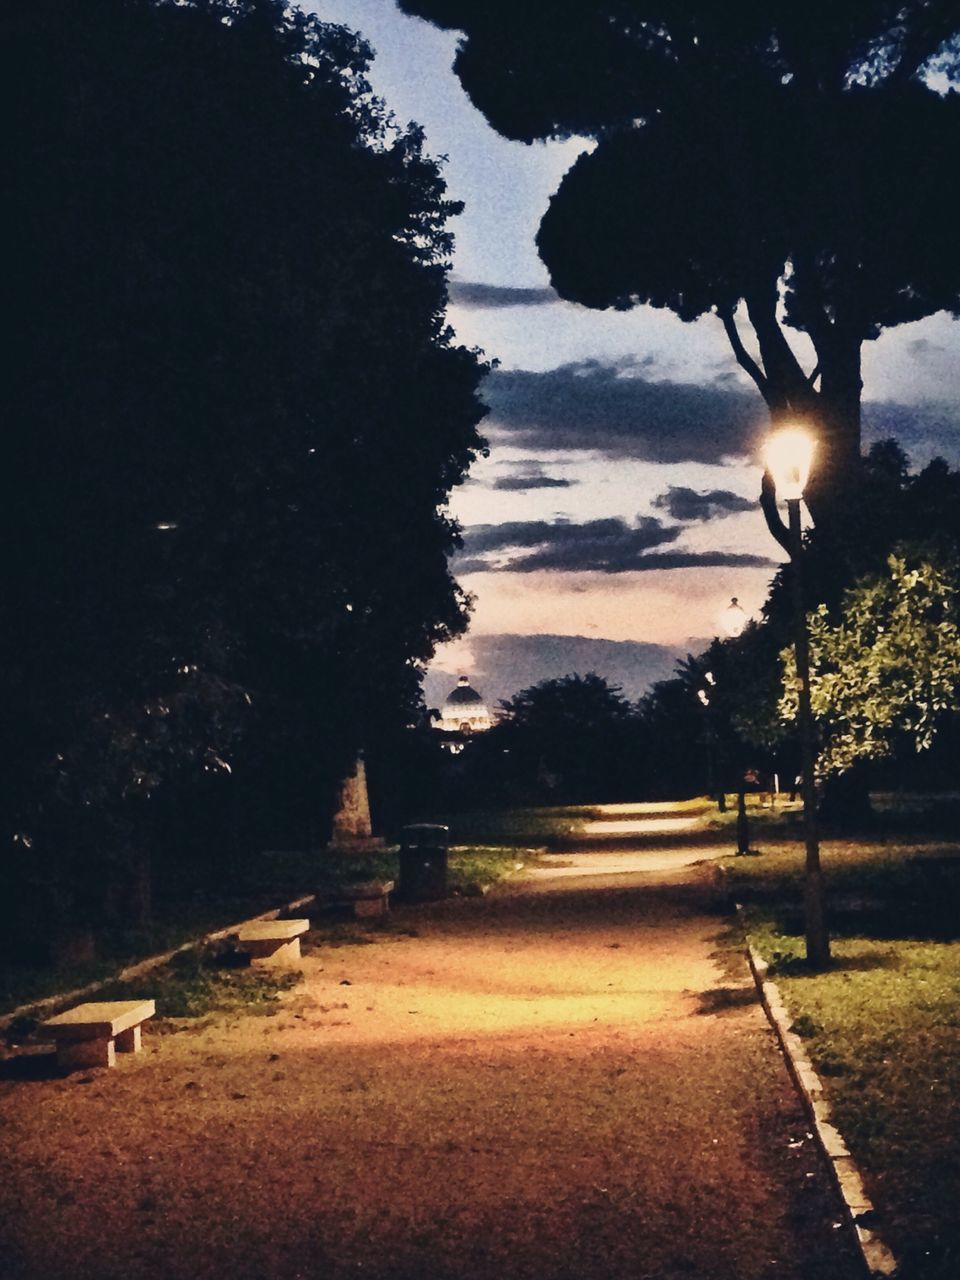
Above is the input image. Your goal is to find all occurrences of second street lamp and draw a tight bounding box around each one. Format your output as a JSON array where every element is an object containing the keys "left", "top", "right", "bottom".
[
  {"left": 715, "top": 597, "right": 754, "bottom": 854},
  {"left": 763, "top": 427, "right": 831, "bottom": 969}
]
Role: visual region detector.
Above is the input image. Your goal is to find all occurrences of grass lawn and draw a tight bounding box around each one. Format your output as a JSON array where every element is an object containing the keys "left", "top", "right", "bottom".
[
  {"left": 1, "top": 807, "right": 574, "bottom": 1020},
  {"left": 724, "top": 834, "right": 960, "bottom": 1280},
  {"left": 432, "top": 804, "right": 597, "bottom": 848}
]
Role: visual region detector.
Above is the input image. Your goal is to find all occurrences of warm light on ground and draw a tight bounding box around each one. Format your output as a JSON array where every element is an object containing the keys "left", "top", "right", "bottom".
[
  {"left": 582, "top": 817, "right": 700, "bottom": 836},
  {"left": 591, "top": 801, "right": 710, "bottom": 815}
]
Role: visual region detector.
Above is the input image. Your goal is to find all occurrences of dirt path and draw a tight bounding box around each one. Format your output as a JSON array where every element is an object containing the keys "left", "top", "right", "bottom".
[{"left": 0, "top": 821, "right": 863, "bottom": 1280}]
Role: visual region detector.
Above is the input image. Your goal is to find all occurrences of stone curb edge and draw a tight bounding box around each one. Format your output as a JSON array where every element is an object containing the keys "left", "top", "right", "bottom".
[
  {"left": 737, "top": 905, "right": 898, "bottom": 1278},
  {"left": 0, "top": 893, "right": 317, "bottom": 1035}
]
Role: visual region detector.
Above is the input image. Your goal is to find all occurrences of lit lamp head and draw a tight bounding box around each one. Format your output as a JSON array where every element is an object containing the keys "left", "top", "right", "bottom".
[
  {"left": 763, "top": 426, "right": 815, "bottom": 501},
  {"left": 719, "top": 597, "right": 748, "bottom": 638}
]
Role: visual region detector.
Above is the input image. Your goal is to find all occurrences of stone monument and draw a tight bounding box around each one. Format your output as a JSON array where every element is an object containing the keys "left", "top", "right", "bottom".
[{"left": 327, "top": 753, "right": 389, "bottom": 853}]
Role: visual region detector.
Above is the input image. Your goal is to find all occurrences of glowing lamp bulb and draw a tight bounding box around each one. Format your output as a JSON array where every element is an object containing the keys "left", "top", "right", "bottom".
[
  {"left": 719, "top": 597, "right": 748, "bottom": 638},
  {"left": 764, "top": 427, "right": 815, "bottom": 501}
]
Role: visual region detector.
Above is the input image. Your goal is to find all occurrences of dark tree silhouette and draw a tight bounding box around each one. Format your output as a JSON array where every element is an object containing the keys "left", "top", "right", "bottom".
[
  {"left": 402, "top": 1, "right": 960, "bottom": 518},
  {"left": 1, "top": 0, "right": 486, "bottom": 946},
  {"left": 487, "top": 673, "right": 638, "bottom": 802}
]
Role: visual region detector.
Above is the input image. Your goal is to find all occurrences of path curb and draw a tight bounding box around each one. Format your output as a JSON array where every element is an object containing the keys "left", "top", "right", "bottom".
[
  {"left": 0, "top": 893, "right": 316, "bottom": 1035},
  {"left": 738, "top": 907, "right": 898, "bottom": 1278}
]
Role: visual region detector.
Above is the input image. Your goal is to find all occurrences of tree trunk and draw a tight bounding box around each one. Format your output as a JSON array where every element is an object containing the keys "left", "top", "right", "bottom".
[
  {"left": 805, "top": 330, "right": 863, "bottom": 525},
  {"left": 728, "top": 287, "right": 864, "bottom": 532},
  {"left": 104, "top": 845, "right": 153, "bottom": 931}
]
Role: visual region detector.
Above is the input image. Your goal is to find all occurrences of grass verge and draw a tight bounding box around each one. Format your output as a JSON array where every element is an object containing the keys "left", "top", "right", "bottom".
[
  {"left": 1, "top": 834, "right": 547, "bottom": 1018},
  {"left": 3, "top": 944, "right": 300, "bottom": 1047},
  {"left": 724, "top": 837, "right": 960, "bottom": 1280},
  {"left": 431, "top": 805, "right": 597, "bottom": 848}
]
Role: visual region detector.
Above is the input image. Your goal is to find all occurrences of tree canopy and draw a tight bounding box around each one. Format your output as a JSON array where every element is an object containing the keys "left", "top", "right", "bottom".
[
  {"left": 486, "top": 673, "right": 638, "bottom": 802},
  {"left": 1, "top": 0, "right": 486, "bottom": 942},
  {"left": 401, "top": 1, "right": 960, "bottom": 514},
  {"left": 780, "top": 550, "right": 960, "bottom": 777}
]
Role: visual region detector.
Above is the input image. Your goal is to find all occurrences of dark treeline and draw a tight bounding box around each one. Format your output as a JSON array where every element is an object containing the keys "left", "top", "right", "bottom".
[{"left": 1, "top": 0, "right": 486, "bottom": 963}]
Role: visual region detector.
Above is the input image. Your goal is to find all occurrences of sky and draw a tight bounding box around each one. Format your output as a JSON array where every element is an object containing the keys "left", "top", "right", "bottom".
[{"left": 316, "top": 0, "right": 960, "bottom": 709}]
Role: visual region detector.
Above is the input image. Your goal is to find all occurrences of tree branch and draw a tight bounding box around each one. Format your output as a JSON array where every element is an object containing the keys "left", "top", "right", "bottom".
[
  {"left": 746, "top": 285, "right": 819, "bottom": 415},
  {"left": 886, "top": 2, "right": 959, "bottom": 85},
  {"left": 718, "top": 306, "right": 768, "bottom": 396},
  {"left": 759, "top": 468, "right": 791, "bottom": 554}
]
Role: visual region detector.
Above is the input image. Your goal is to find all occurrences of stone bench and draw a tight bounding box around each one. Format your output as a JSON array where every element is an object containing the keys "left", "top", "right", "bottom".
[
  {"left": 43, "top": 999, "right": 155, "bottom": 1071},
  {"left": 235, "top": 918, "right": 309, "bottom": 967},
  {"left": 339, "top": 879, "right": 395, "bottom": 920}
]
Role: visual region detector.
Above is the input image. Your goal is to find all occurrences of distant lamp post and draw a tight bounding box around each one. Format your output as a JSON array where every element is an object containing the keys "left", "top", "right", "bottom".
[
  {"left": 719, "top": 597, "right": 748, "bottom": 639},
  {"left": 716, "top": 597, "right": 754, "bottom": 853},
  {"left": 696, "top": 682, "right": 725, "bottom": 812},
  {"left": 763, "top": 426, "right": 831, "bottom": 968}
]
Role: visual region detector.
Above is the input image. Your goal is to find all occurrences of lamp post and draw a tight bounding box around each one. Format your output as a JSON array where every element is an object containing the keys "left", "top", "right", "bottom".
[
  {"left": 697, "top": 682, "right": 724, "bottom": 811},
  {"left": 763, "top": 428, "right": 831, "bottom": 968},
  {"left": 717, "top": 597, "right": 755, "bottom": 855},
  {"left": 719, "top": 597, "right": 748, "bottom": 640}
]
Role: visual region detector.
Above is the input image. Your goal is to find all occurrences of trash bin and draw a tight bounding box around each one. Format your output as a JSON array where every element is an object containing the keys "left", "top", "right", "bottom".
[{"left": 398, "top": 824, "right": 449, "bottom": 902}]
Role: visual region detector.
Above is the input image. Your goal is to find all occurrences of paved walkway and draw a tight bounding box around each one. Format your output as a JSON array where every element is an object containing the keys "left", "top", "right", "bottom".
[{"left": 0, "top": 806, "right": 863, "bottom": 1279}]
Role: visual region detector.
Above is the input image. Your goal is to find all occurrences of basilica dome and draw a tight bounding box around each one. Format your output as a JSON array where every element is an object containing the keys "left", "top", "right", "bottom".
[{"left": 437, "top": 676, "right": 494, "bottom": 735}]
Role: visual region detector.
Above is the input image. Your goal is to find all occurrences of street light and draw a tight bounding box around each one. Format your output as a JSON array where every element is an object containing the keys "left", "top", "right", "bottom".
[
  {"left": 763, "top": 426, "right": 831, "bottom": 968},
  {"left": 719, "top": 596, "right": 748, "bottom": 639},
  {"left": 715, "top": 597, "right": 755, "bottom": 853},
  {"left": 696, "top": 682, "right": 722, "bottom": 810}
]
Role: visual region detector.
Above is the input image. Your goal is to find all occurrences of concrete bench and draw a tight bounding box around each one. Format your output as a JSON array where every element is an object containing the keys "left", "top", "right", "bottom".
[
  {"left": 339, "top": 879, "right": 395, "bottom": 920},
  {"left": 236, "top": 918, "right": 309, "bottom": 967},
  {"left": 43, "top": 999, "right": 155, "bottom": 1071}
]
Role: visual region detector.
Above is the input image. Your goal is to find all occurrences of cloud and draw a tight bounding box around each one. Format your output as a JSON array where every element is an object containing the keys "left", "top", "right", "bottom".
[
  {"left": 490, "top": 464, "right": 576, "bottom": 491},
  {"left": 448, "top": 280, "right": 559, "bottom": 309},
  {"left": 459, "top": 515, "right": 677, "bottom": 572},
  {"left": 455, "top": 515, "right": 774, "bottom": 574},
  {"left": 481, "top": 358, "right": 762, "bottom": 463},
  {"left": 607, "top": 551, "right": 775, "bottom": 570},
  {"left": 453, "top": 557, "right": 498, "bottom": 575},
  {"left": 424, "top": 633, "right": 688, "bottom": 709},
  {"left": 652, "top": 485, "right": 756, "bottom": 521},
  {"left": 480, "top": 359, "right": 960, "bottom": 467},
  {"left": 863, "top": 401, "right": 960, "bottom": 465}
]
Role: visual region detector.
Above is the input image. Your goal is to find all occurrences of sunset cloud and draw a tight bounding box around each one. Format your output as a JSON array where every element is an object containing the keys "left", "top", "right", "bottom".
[
  {"left": 652, "top": 485, "right": 756, "bottom": 521},
  {"left": 482, "top": 358, "right": 762, "bottom": 464},
  {"left": 448, "top": 280, "right": 559, "bottom": 308},
  {"left": 490, "top": 464, "right": 576, "bottom": 491},
  {"left": 456, "top": 515, "right": 773, "bottom": 574},
  {"left": 481, "top": 359, "right": 960, "bottom": 468},
  {"left": 424, "top": 632, "right": 683, "bottom": 708}
]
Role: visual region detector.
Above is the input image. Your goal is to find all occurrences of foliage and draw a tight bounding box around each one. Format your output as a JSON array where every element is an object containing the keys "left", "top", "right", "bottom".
[
  {"left": 482, "top": 674, "right": 640, "bottom": 803},
  {"left": 100, "top": 947, "right": 301, "bottom": 1022},
  {"left": 780, "top": 550, "right": 960, "bottom": 776},
  {"left": 1, "top": 0, "right": 486, "bottom": 940},
  {"left": 463, "top": 670, "right": 642, "bottom": 798},
  {"left": 636, "top": 633, "right": 789, "bottom": 799},
  {"left": 498, "top": 672, "right": 634, "bottom": 734},
  {"left": 401, "top": 1, "right": 960, "bottom": 512}
]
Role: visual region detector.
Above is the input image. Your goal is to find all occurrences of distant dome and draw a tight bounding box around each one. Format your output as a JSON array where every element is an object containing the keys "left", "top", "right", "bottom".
[
  {"left": 437, "top": 676, "right": 494, "bottom": 736},
  {"left": 446, "top": 676, "right": 484, "bottom": 706}
]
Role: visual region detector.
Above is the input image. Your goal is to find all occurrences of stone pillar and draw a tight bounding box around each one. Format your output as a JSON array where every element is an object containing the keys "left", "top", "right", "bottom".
[
  {"left": 331, "top": 755, "right": 373, "bottom": 842},
  {"left": 328, "top": 755, "right": 388, "bottom": 853}
]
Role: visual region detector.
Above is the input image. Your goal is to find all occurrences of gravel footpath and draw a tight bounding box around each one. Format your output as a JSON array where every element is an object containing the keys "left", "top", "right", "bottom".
[{"left": 0, "top": 861, "right": 864, "bottom": 1280}]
